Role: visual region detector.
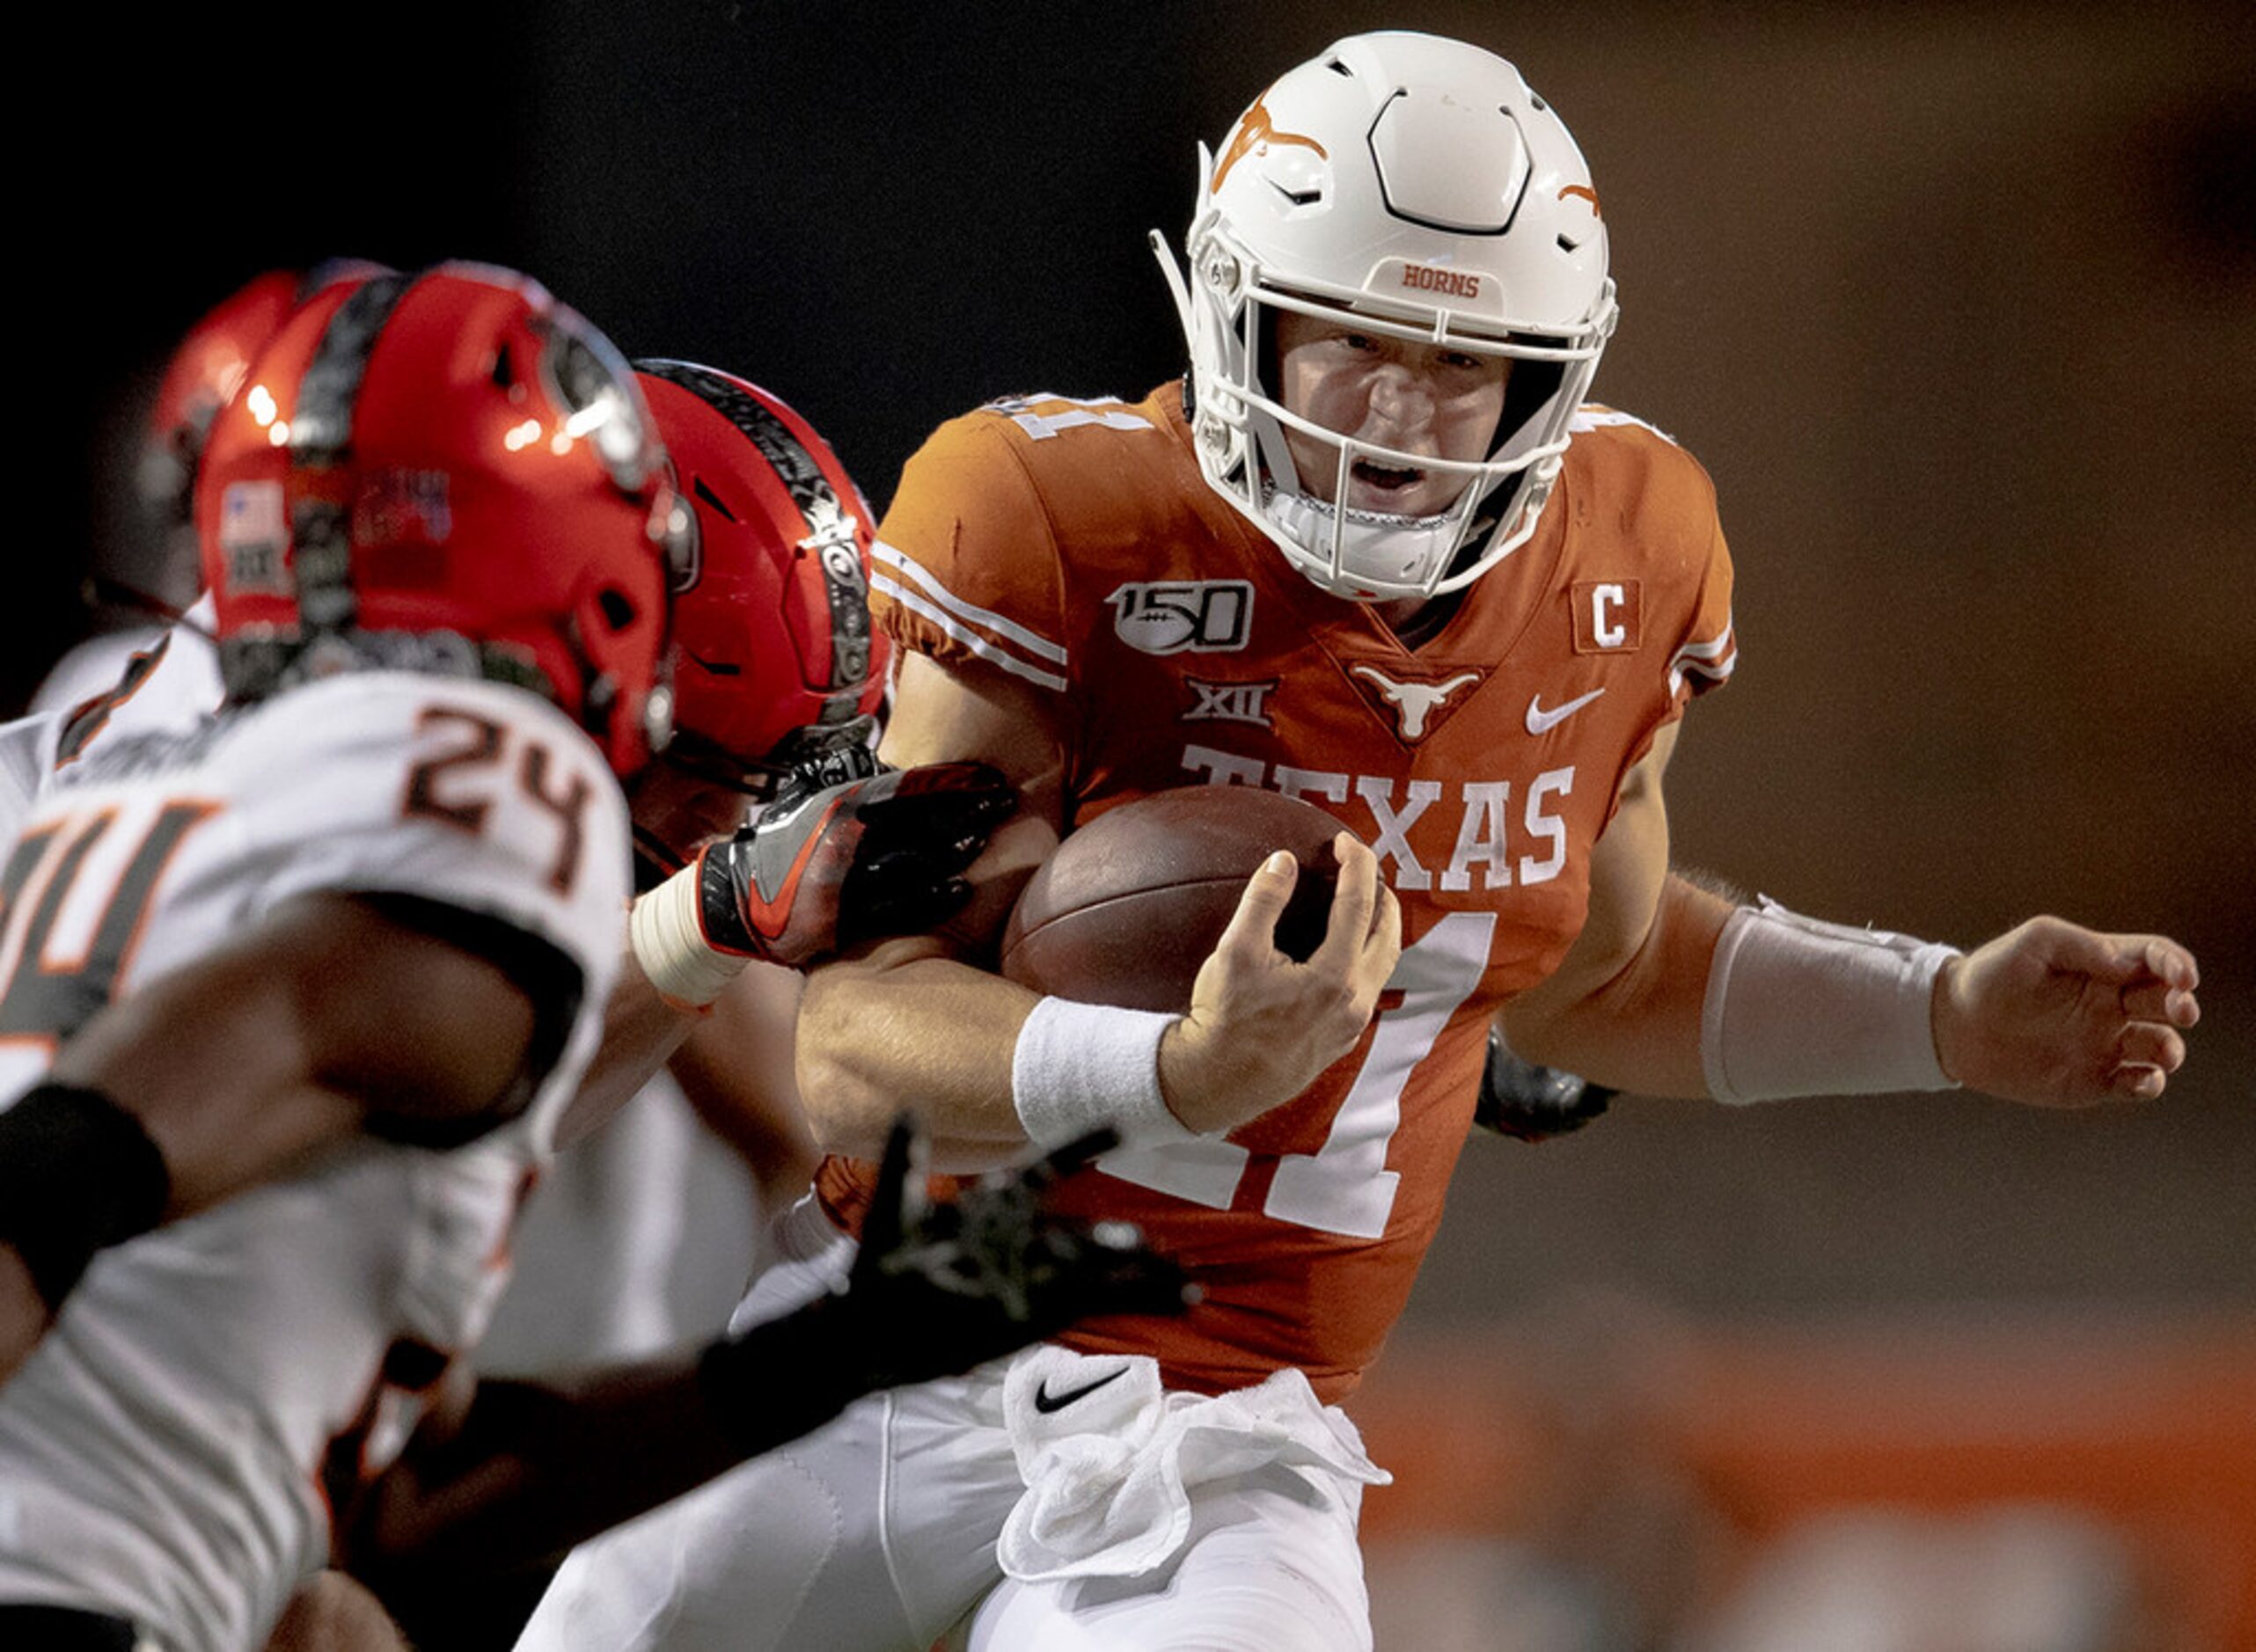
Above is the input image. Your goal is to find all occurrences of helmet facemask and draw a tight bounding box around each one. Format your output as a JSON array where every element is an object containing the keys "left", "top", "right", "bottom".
[{"left": 1156, "top": 32, "right": 1619, "bottom": 604}]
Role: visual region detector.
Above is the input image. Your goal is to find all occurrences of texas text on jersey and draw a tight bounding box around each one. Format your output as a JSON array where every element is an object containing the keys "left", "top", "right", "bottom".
[
  {"left": 0, "top": 672, "right": 630, "bottom": 1651},
  {"left": 824, "top": 387, "right": 1734, "bottom": 1401}
]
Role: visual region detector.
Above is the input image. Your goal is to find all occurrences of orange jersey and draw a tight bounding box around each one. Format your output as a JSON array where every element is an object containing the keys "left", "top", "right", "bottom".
[{"left": 820, "top": 385, "right": 1735, "bottom": 1401}]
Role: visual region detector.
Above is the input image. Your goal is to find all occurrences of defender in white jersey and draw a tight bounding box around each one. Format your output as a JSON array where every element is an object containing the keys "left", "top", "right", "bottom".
[
  {"left": 0, "top": 268, "right": 1188, "bottom": 1652},
  {"left": 0, "top": 265, "right": 673, "bottom": 1648},
  {"left": 0, "top": 673, "right": 631, "bottom": 1649}
]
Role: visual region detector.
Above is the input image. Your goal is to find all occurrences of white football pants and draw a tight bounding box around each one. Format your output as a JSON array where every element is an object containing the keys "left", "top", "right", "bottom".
[{"left": 514, "top": 1199, "right": 1373, "bottom": 1652}]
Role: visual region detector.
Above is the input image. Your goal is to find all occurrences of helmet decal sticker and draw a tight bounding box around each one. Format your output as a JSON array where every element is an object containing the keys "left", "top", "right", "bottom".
[{"left": 1211, "top": 92, "right": 1330, "bottom": 194}]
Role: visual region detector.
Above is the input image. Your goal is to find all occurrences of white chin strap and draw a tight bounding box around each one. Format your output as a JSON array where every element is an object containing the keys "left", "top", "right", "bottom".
[{"left": 1264, "top": 486, "right": 1461, "bottom": 598}]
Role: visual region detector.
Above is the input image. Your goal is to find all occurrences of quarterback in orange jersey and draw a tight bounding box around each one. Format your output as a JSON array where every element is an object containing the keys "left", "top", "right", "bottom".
[
  {"left": 825, "top": 391, "right": 1730, "bottom": 1402},
  {"left": 521, "top": 31, "right": 2200, "bottom": 1652}
]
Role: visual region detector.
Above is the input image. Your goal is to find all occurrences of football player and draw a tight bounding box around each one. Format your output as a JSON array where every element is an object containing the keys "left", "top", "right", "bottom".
[
  {"left": 477, "top": 362, "right": 900, "bottom": 1388},
  {"left": 0, "top": 267, "right": 1185, "bottom": 1652},
  {"left": 520, "top": 32, "right": 2202, "bottom": 1652},
  {"left": 33, "top": 263, "right": 381, "bottom": 723},
  {"left": 553, "top": 359, "right": 919, "bottom": 1144}
]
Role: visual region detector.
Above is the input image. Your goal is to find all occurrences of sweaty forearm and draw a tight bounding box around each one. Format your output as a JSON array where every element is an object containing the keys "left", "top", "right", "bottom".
[
  {"left": 796, "top": 947, "right": 1043, "bottom": 1169},
  {"left": 549, "top": 958, "right": 701, "bottom": 1148},
  {"left": 1501, "top": 870, "right": 1732, "bottom": 1096}
]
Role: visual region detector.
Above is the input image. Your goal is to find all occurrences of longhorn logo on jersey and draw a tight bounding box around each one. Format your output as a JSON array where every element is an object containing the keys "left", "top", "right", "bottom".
[
  {"left": 1348, "top": 663, "right": 1487, "bottom": 743},
  {"left": 1109, "top": 581, "right": 1254, "bottom": 655}
]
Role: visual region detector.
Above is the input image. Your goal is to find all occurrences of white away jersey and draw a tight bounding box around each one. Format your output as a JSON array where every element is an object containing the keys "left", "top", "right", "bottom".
[
  {"left": 0, "top": 593, "right": 226, "bottom": 850},
  {"left": 0, "top": 670, "right": 631, "bottom": 1651},
  {"left": 43, "top": 594, "right": 228, "bottom": 766},
  {"left": 0, "top": 709, "right": 60, "bottom": 848}
]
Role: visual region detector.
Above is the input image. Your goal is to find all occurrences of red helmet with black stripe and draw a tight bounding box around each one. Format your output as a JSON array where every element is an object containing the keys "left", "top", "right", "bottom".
[
  {"left": 634, "top": 361, "right": 889, "bottom": 795},
  {"left": 131, "top": 262, "right": 389, "bottom": 608},
  {"left": 142, "top": 262, "right": 391, "bottom": 527},
  {"left": 194, "top": 263, "right": 679, "bottom": 775},
  {"left": 141, "top": 270, "right": 301, "bottom": 530}
]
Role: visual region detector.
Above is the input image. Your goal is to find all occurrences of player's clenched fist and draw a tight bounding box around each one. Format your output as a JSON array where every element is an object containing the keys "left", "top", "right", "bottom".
[
  {"left": 632, "top": 757, "right": 1018, "bottom": 1002},
  {"left": 1159, "top": 831, "right": 1403, "bottom": 1136}
]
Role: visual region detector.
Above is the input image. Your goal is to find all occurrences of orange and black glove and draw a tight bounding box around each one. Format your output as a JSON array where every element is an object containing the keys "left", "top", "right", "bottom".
[{"left": 696, "top": 756, "right": 1016, "bottom": 967}]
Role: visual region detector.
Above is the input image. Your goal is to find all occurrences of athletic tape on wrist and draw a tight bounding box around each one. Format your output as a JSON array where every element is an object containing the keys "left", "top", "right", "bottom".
[
  {"left": 1700, "top": 896, "right": 1960, "bottom": 1104},
  {"left": 1011, "top": 996, "right": 1198, "bottom": 1150},
  {"left": 628, "top": 864, "right": 748, "bottom": 1009}
]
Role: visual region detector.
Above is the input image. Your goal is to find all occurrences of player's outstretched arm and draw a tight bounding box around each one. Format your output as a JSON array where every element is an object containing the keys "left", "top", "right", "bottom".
[
  {"left": 554, "top": 742, "right": 1023, "bottom": 1151},
  {"left": 627, "top": 752, "right": 1018, "bottom": 1001},
  {"left": 0, "top": 891, "right": 550, "bottom": 1377},
  {"left": 1933, "top": 919, "right": 2198, "bottom": 1105},
  {"left": 1500, "top": 726, "right": 2201, "bottom": 1108},
  {"left": 795, "top": 650, "right": 1084, "bottom": 1168},
  {"left": 341, "top": 1120, "right": 1191, "bottom": 1619}
]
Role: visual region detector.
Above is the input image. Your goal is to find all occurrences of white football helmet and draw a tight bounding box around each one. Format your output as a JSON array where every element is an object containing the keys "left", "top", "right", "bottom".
[{"left": 1155, "top": 32, "right": 1617, "bottom": 602}]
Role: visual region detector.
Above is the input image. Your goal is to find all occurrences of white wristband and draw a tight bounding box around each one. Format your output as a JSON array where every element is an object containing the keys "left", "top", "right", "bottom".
[
  {"left": 1011, "top": 997, "right": 1198, "bottom": 1150},
  {"left": 1701, "top": 896, "right": 1960, "bottom": 1104},
  {"left": 628, "top": 864, "right": 748, "bottom": 1009}
]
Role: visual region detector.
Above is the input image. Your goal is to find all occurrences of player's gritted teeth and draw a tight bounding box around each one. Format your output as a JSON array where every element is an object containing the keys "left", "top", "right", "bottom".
[{"left": 1350, "top": 459, "right": 1423, "bottom": 496}]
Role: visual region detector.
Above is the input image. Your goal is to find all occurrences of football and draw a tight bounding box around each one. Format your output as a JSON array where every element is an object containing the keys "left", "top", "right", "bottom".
[
  {"left": 1000, "top": 786, "right": 1348, "bottom": 1012},
  {"left": 1115, "top": 604, "right": 1198, "bottom": 653}
]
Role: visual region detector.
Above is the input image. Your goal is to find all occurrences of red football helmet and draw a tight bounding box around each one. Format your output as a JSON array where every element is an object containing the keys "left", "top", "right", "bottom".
[
  {"left": 634, "top": 362, "right": 889, "bottom": 794},
  {"left": 141, "top": 262, "right": 389, "bottom": 528},
  {"left": 196, "top": 264, "right": 679, "bottom": 775}
]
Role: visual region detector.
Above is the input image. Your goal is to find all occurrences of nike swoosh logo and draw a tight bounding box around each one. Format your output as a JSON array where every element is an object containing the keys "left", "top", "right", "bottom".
[
  {"left": 1525, "top": 688, "right": 1606, "bottom": 736},
  {"left": 1033, "top": 1365, "right": 1129, "bottom": 1414}
]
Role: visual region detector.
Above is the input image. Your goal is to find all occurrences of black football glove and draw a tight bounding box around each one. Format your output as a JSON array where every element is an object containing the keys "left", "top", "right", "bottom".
[
  {"left": 693, "top": 753, "right": 1016, "bottom": 967},
  {"left": 1474, "top": 1026, "right": 1616, "bottom": 1142},
  {"left": 845, "top": 1117, "right": 1194, "bottom": 1387},
  {"left": 702, "top": 1119, "right": 1195, "bottom": 1451}
]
